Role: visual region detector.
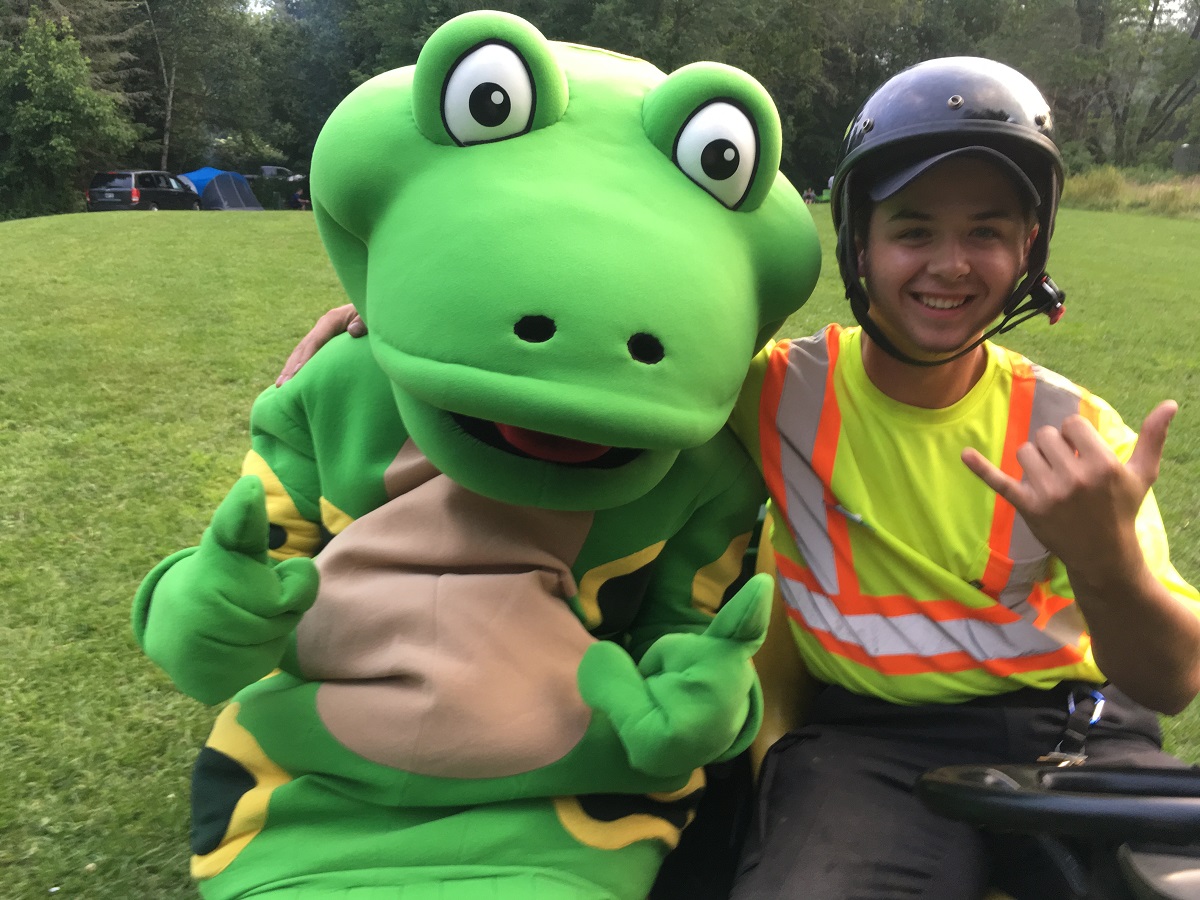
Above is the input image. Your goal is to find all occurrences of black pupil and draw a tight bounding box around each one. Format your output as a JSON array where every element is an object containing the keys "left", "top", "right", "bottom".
[
  {"left": 701, "top": 139, "right": 739, "bottom": 180},
  {"left": 470, "top": 82, "right": 511, "bottom": 127}
]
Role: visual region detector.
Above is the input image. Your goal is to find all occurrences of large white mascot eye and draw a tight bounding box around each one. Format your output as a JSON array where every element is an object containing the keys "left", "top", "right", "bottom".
[
  {"left": 442, "top": 42, "right": 535, "bottom": 146},
  {"left": 674, "top": 101, "right": 759, "bottom": 209}
]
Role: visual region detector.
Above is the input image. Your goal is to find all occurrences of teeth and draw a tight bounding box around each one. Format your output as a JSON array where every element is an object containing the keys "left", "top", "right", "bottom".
[{"left": 917, "top": 294, "right": 967, "bottom": 310}]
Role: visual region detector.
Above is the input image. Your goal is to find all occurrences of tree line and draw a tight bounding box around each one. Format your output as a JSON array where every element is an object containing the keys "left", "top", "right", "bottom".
[{"left": 1, "top": 0, "right": 1197, "bottom": 220}]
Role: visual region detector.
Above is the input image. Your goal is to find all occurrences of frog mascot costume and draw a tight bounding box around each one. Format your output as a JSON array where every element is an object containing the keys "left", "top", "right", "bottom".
[{"left": 134, "top": 10, "right": 820, "bottom": 899}]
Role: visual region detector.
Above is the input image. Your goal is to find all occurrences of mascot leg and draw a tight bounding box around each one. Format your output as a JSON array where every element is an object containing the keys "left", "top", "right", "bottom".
[{"left": 188, "top": 673, "right": 682, "bottom": 900}]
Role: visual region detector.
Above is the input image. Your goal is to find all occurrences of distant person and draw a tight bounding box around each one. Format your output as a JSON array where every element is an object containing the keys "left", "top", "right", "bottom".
[
  {"left": 801, "top": 187, "right": 817, "bottom": 204},
  {"left": 288, "top": 187, "right": 311, "bottom": 210}
]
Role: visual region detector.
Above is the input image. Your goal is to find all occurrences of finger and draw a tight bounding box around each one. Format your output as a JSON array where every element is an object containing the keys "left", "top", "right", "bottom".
[
  {"left": 962, "top": 447, "right": 1028, "bottom": 508},
  {"left": 1013, "top": 439, "right": 1058, "bottom": 493},
  {"left": 1126, "top": 400, "right": 1177, "bottom": 485},
  {"left": 273, "top": 557, "right": 321, "bottom": 616},
  {"left": 276, "top": 342, "right": 312, "bottom": 386},
  {"left": 347, "top": 314, "right": 367, "bottom": 337},
  {"left": 206, "top": 476, "right": 270, "bottom": 560},
  {"left": 704, "top": 573, "right": 772, "bottom": 650},
  {"left": 1056, "top": 414, "right": 1110, "bottom": 463},
  {"left": 577, "top": 640, "right": 652, "bottom": 724},
  {"left": 276, "top": 305, "right": 358, "bottom": 385},
  {"left": 1029, "top": 422, "right": 1082, "bottom": 471}
]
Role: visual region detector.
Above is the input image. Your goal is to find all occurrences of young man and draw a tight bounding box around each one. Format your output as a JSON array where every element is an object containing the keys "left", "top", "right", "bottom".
[
  {"left": 727, "top": 57, "right": 1200, "bottom": 900},
  {"left": 279, "top": 57, "right": 1199, "bottom": 899}
]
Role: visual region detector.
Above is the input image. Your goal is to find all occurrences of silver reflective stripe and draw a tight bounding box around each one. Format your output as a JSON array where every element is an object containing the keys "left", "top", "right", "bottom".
[
  {"left": 774, "top": 330, "right": 839, "bottom": 593},
  {"left": 997, "top": 362, "right": 1085, "bottom": 647},
  {"left": 781, "top": 578, "right": 1068, "bottom": 661},
  {"left": 1040, "top": 603, "right": 1089, "bottom": 646}
]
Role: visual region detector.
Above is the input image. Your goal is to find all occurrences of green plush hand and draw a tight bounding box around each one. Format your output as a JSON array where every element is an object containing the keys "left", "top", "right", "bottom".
[
  {"left": 577, "top": 572, "right": 772, "bottom": 777},
  {"left": 141, "top": 476, "right": 319, "bottom": 704}
]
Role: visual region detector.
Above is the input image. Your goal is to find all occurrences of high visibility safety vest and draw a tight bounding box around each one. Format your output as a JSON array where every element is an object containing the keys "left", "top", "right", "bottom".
[{"left": 737, "top": 324, "right": 1193, "bottom": 704}]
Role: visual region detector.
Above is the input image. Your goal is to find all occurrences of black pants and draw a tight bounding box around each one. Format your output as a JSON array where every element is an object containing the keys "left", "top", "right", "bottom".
[{"left": 731, "top": 683, "right": 1188, "bottom": 900}]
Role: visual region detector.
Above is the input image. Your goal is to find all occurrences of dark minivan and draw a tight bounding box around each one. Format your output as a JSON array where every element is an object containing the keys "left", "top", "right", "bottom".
[{"left": 86, "top": 170, "right": 201, "bottom": 211}]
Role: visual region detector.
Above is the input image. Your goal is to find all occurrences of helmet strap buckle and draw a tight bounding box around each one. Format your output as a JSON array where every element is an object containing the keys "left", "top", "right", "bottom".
[{"left": 1036, "top": 274, "right": 1066, "bottom": 324}]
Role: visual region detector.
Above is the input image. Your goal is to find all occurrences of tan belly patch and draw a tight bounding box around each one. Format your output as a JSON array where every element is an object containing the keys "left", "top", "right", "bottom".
[{"left": 296, "top": 442, "right": 597, "bottom": 778}]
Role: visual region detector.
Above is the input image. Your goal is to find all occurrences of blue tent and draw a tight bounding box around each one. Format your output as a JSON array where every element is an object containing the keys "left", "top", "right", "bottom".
[{"left": 180, "top": 167, "right": 263, "bottom": 211}]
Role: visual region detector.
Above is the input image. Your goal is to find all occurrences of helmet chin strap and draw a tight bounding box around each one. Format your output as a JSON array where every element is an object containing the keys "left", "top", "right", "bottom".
[{"left": 841, "top": 231, "right": 1065, "bottom": 369}]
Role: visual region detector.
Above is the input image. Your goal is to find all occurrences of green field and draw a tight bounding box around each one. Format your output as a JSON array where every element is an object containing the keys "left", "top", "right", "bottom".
[{"left": 1, "top": 208, "right": 1197, "bottom": 897}]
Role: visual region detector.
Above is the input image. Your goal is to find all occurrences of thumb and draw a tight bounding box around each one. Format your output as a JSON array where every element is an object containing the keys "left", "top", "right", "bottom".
[
  {"left": 1127, "top": 400, "right": 1177, "bottom": 486},
  {"left": 205, "top": 476, "right": 270, "bottom": 561},
  {"left": 704, "top": 573, "right": 772, "bottom": 653}
]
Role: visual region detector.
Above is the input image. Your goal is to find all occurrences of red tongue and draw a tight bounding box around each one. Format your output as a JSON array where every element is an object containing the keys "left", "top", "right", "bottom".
[{"left": 495, "top": 423, "right": 612, "bottom": 464}]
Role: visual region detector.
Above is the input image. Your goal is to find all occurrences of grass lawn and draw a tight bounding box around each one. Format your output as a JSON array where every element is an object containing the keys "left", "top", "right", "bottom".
[{"left": 1, "top": 207, "right": 1198, "bottom": 898}]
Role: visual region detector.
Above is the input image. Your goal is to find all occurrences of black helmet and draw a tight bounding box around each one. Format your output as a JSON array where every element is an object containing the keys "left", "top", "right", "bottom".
[{"left": 831, "top": 57, "right": 1066, "bottom": 366}]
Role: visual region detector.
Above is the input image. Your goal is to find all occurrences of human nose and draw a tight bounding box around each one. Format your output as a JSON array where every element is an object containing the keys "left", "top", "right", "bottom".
[{"left": 927, "top": 237, "right": 970, "bottom": 279}]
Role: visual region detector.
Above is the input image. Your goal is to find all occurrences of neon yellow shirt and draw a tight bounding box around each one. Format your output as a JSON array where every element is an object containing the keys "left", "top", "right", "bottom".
[{"left": 732, "top": 325, "right": 1199, "bottom": 703}]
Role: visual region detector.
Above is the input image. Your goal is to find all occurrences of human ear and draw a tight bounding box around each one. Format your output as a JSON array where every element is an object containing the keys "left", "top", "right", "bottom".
[
  {"left": 856, "top": 238, "right": 866, "bottom": 278},
  {"left": 1022, "top": 223, "right": 1040, "bottom": 263}
]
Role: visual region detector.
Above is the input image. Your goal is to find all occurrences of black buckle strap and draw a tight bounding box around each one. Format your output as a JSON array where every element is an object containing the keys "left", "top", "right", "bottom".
[{"left": 1039, "top": 687, "right": 1106, "bottom": 767}]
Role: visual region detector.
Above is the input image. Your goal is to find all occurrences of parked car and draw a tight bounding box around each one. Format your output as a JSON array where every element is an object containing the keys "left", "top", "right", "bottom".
[
  {"left": 244, "top": 165, "right": 305, "bottom": 182},
  {"left": 85, "top": 170, "right": 201, "bottom": 211}
]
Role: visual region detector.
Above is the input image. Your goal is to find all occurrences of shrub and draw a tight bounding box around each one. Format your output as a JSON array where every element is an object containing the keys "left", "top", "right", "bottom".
[
  {"left": 1146, "top": 183, "right": 1190, "bottom": 217},
  {"left": 1062, "top": 165, "right": 1125, "bottom": 210},
  {"left": 1060, "top": 168, "right": 1200, "bottom": 218},
  {"left": 1122, "top": 163, "right": 1176, "bottom": 185},
  {"left": 1058, "top": 140, "right": 1096, "bottom": 176}
]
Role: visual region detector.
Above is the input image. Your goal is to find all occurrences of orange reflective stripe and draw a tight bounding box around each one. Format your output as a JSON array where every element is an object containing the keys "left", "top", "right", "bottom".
[
  {"left": 774, "top": 553, "right": 822, "bottom": 592},
  {"left": 816, "top": 328, "right": 864, "bottom": 600},
  {"left": 811, "top": 326, "right": 842, "bottom": 486},
  {"left": 1028, "top": 583, "right": 1075, "bottom": 630},
  {"left": 779, "top": 552, "right": 1021, "bottom": 624},
  {"left": 759, "top": 340, "right": 792, "bottom": 524},
  {"left": 796, "top": 608, "right": 1084, "bottom": 677},
  {"left": 979, "top": 356, "right": 1036, "bottom": 598},
  {"left": 812, "top": 327, "right": 864, "bottom": 598}
]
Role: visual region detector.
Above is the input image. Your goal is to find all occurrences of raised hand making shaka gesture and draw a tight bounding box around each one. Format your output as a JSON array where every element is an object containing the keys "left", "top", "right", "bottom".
[{"left": 963, "top": 400, "right": 1200, "bottom": 714}]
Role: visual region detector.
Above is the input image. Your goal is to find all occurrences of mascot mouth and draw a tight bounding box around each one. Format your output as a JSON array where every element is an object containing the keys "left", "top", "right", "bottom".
[{"left": 453, "top": 414, "right": 643, "bottom": 469}]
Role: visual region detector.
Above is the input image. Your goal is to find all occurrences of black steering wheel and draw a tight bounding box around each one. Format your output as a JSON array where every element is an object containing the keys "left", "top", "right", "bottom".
[{"left": 916, "top": 765, "right": 1200, "bottom": 900}]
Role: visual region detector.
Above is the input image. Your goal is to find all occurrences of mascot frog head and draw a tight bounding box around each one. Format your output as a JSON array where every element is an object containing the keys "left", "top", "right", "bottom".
[{"left": 311, "top": 10, "right": 821, "bottom": 511}]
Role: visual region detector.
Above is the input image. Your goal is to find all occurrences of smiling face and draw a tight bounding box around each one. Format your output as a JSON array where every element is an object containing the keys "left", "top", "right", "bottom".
[{"left": 858, "top": 155, "right": 1038, "bottom": 364}]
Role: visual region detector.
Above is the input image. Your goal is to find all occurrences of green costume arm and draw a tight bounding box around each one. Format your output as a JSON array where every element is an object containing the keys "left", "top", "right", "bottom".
[
  {"left": 625, "top": 431, "right": 767, "bottom": 655},
  {"left": 249, "top": 389, "right": 322, "bottom": 542},
  {"left": 252, "top": 334, "right": 403, "bottom": 535}
]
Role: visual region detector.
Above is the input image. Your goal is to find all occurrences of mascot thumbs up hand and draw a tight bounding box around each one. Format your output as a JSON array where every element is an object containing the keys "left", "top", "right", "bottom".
[
  {"left": 578, "top": 573, "right": 771, "bottom": 777},
  {"left": 137, "top": 476, "right": 319, "bottom": 704}
]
